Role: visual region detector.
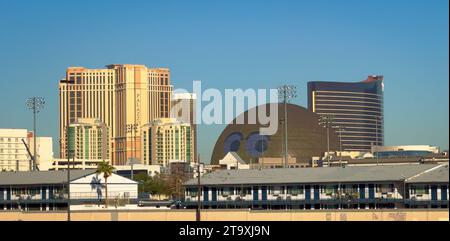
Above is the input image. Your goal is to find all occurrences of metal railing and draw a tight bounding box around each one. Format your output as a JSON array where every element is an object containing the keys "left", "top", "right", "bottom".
[{"left": 0, "top": 192, "right": 138, "bottom": 203}]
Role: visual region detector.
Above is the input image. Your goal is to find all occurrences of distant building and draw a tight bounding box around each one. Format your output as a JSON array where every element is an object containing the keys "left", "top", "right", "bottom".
[
  {"left": 27, "top": 133, "right": 54, "bottom": 171},
  {"left": 0, "top": 170, "right": 138, "bottom": 211},
  {"left": 0, "top": 129, "right": 30, "bottom": 171},
  {"left": 184, "top": 164, "right": 449, "bottom": 210},
  {"left": 308, "top": 75, "right": 384, "bottom": 152},
  {"left": 115, "top": 164, "right": 161, "bottom": 178},
  {"left": 326, "top": 157, "right": 448, "bottom": 167},
  {"left": 372, "top": 145, "right": 440, "bottom": 158},
  {"left": 0, "top": 129, "right": 54, "bottom": 172},
  {"left": 50, "top": 158, "right": 161, "bottom": 178},
  {"left": 172, "top": 93, "right": 197, "bottom": 163},
  {"left": 50, "top": 158, "right": 107, "bottom": 170},
  {"left": 219, "top": 152, "right": 250, "bottom": 170},
  {"left": 67, "top": 118, "right": 109, "bottom": 160},
  {"left": 256, "top": 157, "right": 304, "bottom": 169},
  {"left": 141, "top": 118, "right": 194, "bottom": 167},
  {"left": 59, "top": 65, "right": 173, "bottom": 165}
]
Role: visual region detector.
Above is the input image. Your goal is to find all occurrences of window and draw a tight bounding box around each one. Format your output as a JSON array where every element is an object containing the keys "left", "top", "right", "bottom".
[
  {"left": 376, "top": 184, "right": 394, "bottom": 193},
  {"left": 188, "top": 188, "right": 198, "bottom": 197},
  {"left": 287, "top": 186, "right": 304, "bottom": 195},
  {"left": 269, "top": 186, "right": 284, "bottom": 195},
  {"left": 412, "top": 185, "right": 429, "bottom": 195},
  {"left": 219, "top": 188, "right": 234, "bottom": 196},
  {"left": 321, "top": 185, "right": 335, "bottom": 195}
]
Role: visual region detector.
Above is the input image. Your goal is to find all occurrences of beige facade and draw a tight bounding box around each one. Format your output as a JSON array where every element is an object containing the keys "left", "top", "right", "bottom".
[
  {"left": 0, "top": 129, "right": 30, "bottom": 171},
  {"left": 68, "top": 118, "right": 109, "bottom": 160},
  {"left": 256, "top": 157, "right": 304, "bottom": 168},
  {"left": 0, "top": 129, "right": 53, "bottom": 171},
  {"left": 59, "top": 64, "right": 173, "bottom": 165},
  {"left": 141, "top": 118, "right": 193, "bottom": 167},
  {"left": 172, "top": 93, "right": 197, "bottom": 162},
  {"left": 28, "top": 136, "right": 54, "bottom": 171}
]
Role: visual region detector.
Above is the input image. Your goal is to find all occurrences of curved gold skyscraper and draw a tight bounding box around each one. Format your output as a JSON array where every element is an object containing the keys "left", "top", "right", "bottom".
[{"left": 308, "top": 75, "right": 384, "bottom": 152}]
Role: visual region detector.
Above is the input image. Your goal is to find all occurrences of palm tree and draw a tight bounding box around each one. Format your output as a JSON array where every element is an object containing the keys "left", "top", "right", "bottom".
[{"left": 96, "top": 160, "right": 115, "bottom": 208}]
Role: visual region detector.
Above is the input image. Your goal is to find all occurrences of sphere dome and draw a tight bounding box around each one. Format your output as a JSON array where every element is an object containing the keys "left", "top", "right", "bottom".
[{"left": 211, "top": 103, "right": 339, "bottom": 165}]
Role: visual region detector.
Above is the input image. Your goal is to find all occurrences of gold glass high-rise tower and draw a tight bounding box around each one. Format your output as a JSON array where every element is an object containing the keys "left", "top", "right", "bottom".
[{"left": 59, "top": 64, "right": 173, "bottom": 165}]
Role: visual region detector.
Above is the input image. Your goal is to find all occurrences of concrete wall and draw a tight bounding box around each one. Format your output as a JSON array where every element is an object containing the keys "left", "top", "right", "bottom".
[{"left": 0, "top": 209, "right": 448, "bottom": 221}]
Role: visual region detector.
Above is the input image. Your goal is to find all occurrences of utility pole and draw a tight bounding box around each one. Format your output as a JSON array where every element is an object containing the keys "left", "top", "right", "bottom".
[
  {"left": 26, "top": 97, "right": 45, "bottom": 171},
  {"left": 277, "top": 85, "right": 297, "bottom": 168},
  {"left": 196, "top": 162, "right": 201, "bottom": 222}
]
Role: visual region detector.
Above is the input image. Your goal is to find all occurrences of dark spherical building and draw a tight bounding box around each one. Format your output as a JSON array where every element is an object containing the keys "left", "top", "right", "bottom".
[{"left": 211, "top": 103, "right": 339, "bottom": 165}]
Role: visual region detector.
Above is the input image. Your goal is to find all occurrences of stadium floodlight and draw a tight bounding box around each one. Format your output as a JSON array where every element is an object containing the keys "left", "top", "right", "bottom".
[
  {"left": 277, "top": 85, "right": 297, "bottom": 168},
  {"left": 333, "top": 125, "right": 345, "bottom": 167},
  {"left": 26, "top": 97, "right": 45, "bottom": 171},
  {"left": 318, "top": 114, "right": 335, "bottom": 167}
]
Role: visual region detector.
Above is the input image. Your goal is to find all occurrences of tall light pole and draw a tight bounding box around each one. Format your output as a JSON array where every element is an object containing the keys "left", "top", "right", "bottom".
[
  {"left": 26, "top": 97, "right": 45, "bottom": 171},
  {"left": 319, "top": 115, "right": 335, "bottom": 167},
  {"left": 64, "top": 79, "right": 71, "bottom": 222},
  {"left": 277, "top": 85, "right": 297, "bottom": 168},
  {"left": 334, "top": 125, "right": 345, "bottom": 167}
]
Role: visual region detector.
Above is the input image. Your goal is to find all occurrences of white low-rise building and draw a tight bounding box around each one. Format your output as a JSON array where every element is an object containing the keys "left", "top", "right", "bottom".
[
  {"left": 219, "top": 152, "right": 250, "bottom": 170},
  {"left": 50, "top": 158, "right": 107, "bottom": 170},
  {"left": 115, "top": 164, "right": 161, "bottom": 178},
  {"left": 372, "top": 145, "right": 440, "bottom": 158}
]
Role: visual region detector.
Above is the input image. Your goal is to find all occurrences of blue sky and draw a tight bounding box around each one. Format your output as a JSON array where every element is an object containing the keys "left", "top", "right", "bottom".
[{"left": 0, "top": 0, "right": 448, "bottom": 162}]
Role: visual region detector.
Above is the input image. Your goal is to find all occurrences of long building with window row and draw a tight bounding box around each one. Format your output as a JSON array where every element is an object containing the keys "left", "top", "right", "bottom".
[
  {"left": 184, "top": 164, "right": 448, "bottom": 210},
  {"left": 0, "top": 170, "right": 138, "bottom": 211}
]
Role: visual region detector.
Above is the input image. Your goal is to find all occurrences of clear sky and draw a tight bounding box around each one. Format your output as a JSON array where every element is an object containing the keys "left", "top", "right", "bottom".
[{"left": 0, "top": 0, "right": 448, "bottom": 162}]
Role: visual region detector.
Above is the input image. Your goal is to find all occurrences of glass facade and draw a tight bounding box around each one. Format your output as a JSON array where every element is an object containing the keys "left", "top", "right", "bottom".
[{"left": 308, "top": 76, "right": 384, "bottom": 152}]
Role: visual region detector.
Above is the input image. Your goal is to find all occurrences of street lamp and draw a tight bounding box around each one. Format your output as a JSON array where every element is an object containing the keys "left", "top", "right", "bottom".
[
  {"left": 277, "top": 85, "right": 297, "bottom": 168},
  {"left": 318, "top": 115, "right": 335, "bottom": 167},
  {"left": 26, "top": 97, "right": 45, "bottom": 171},
  {"left": 64, "top": 80, "right": 71, "bottom": 222}
]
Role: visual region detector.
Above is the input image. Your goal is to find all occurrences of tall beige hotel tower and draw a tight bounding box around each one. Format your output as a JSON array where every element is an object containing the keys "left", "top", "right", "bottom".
[{"left": 59, "top": 64, "right": 173, "bottom": 165}]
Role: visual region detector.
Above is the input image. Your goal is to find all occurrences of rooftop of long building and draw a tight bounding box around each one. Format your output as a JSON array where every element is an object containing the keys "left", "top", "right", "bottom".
[{"left": 185, "top": 164, "right": 449, "bottom": 186}]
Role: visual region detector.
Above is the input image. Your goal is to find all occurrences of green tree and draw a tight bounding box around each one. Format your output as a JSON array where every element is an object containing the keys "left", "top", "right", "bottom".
[
  {"left": 133, "top": 172, "right": 170, "bottom": 200},
  {"left": 149, "top": 173, "right": 170, "bottom": 200},
  {"left": 96, "top": 160, "right": 115, "bottom": 208},
  {"left": 133, "top": 172, "right": 152, "bottom": 195}
]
